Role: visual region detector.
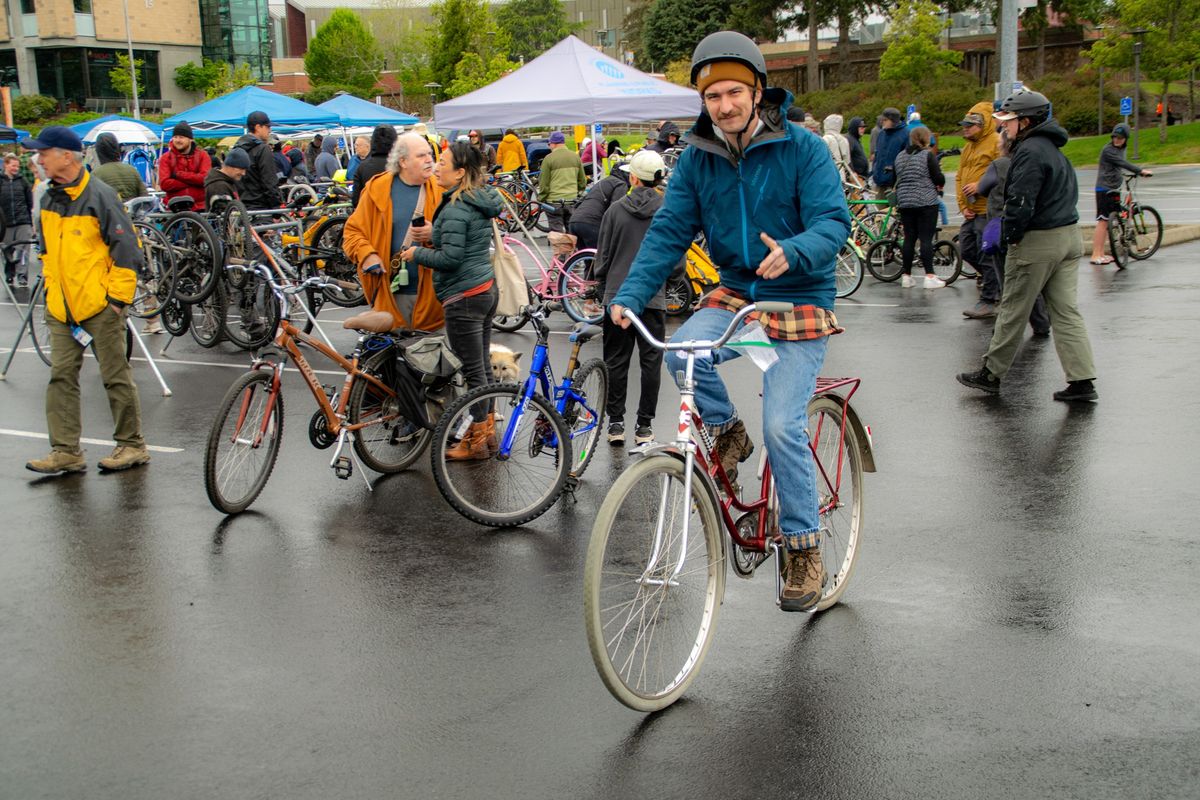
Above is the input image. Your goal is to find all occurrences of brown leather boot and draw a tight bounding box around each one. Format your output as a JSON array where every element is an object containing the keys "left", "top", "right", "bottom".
[
  {"left": 483, "top": 413, "right": 498, "bottom": 454},
  {"left": 445, "top": 422, "right": 491, "bottom": 461}
]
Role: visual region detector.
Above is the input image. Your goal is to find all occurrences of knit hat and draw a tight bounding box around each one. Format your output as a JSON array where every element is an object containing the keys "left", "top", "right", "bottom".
[
  {"left": 172, "top": 122, "right": 194, "bottom": 139},
  {"left": 223, "top": 147, "right": 251, "bottom": 169},
  {"left": 548, "top": 131, "right": 565, "bottom": 144},
  {"left": 695, "top": 60, "right": 757, "bottom": 94}
]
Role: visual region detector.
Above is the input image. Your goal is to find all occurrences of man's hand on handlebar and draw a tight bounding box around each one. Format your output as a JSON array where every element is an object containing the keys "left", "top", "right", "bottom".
[{"left": 609, "top": 303, "right": 630, "bottom": 329}]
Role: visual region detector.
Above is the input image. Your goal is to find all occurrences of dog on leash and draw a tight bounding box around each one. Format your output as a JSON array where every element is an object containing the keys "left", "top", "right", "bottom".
[{"left": 489, "top": 343, "right": 523, "bottom": 382}]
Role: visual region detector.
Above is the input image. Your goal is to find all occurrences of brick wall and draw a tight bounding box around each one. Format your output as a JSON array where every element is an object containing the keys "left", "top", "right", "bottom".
[{"left": 93, "top": 0, "right": 201, "bottom": 47}]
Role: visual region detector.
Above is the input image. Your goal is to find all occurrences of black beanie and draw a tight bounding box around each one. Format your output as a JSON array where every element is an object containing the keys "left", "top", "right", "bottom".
[{"left": 172, "top": 122, "right": 194, "bottom": 140}]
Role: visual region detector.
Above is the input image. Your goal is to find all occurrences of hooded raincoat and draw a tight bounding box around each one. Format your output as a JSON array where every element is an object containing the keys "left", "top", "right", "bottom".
[
  {"left": 496, "top": 133, "right": 528, "bottom": 172},
  {"left": 956, "top": 100, "right": 1000, "bottom": 216}
]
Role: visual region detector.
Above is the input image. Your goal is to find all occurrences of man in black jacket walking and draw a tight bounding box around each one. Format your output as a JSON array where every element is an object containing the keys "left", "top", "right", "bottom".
[
  {"left": 957, "top": 90, "right": 1097, "bottom": 402},
  {"left": 234, "top": 111, "right": 281, "bottom": 210},
  {"left": 1, "top": 153, "right": 34, "bottom": 287},
  {"left": 594, "top": 149, "right": 667, "bottom": 446},
  {"left": 567, "top": 162, "right": 629, "bottom": 250}
]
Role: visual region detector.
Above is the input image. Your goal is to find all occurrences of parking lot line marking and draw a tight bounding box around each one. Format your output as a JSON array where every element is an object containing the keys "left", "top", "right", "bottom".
[{"left": 0, "top": 428, "right": 184, "bottom": 453}]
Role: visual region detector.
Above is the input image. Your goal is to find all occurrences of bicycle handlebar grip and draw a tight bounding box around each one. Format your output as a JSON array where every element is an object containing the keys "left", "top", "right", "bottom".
[{"left": 754, "top": 301, "right": 794, "bottom": 314}]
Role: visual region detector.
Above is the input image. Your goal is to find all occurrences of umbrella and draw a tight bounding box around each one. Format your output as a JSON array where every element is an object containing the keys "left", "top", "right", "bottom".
[{"left": 82, "top": 119, "right": 161, "bottom": 145}]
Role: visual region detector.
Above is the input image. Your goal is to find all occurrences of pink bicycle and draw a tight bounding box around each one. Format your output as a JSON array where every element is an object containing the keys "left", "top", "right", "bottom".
[{"left": 492, "top": 234, "right": 601, "bottom": 331}]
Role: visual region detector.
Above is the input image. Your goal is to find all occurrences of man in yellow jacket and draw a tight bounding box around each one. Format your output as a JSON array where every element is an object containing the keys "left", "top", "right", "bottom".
[
  {"left": 955, "top": 102, "right": 1001, "bottom": 319},
  {"left": 21, "top": 126, "right": 150, "bottom": 475}
]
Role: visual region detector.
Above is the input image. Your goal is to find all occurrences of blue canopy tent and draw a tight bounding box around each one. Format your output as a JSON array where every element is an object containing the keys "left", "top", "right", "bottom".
[
  {"left": 0, "top": 125, "right": 31, "bottom": 142},
  {"left": 316, "top": 94, "right": 418, "bottom": 127},
  {"left": 161, "top": 86, "right": 339, "bottom": 138}
]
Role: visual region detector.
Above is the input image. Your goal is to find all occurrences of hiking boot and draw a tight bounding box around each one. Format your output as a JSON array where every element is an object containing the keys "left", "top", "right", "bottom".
[
  {"left": 634, "top": 425, "right": 654, "bottom": 446},
  {"left": 26, "top": 449, "right": 87, "bottom": 475},
  {"left": 957, "top": 365, "right": 1001, "bottom": 395},
  {"left": 923, "top": 274, "right": 946, "bottom": 289},
  {"left": 98, "top": 445, "right": 151, "bottom": 472},
  {"left": 445, "top": 422, "right": 490, "bottom": 461},
  {"left": 607, "top": 421, "right": 625, "bottom": 445},
  {"left": 714, "top": 419, "right": 754, "bottom": 483},
  {"left": 900, "top": 274, "right": 916, "bottom": 288},
  {"left": 963, "top": 302, "right": 998, "bottom": 319},
  {"left": 483, "top": 412, "right": 499, "bottom": 454},
  {"left": 780, "top": 547, "right": 825, "bottom": 612},
  {"left": 1053, "top": 380, "right": 1098, "bottom": 403}
]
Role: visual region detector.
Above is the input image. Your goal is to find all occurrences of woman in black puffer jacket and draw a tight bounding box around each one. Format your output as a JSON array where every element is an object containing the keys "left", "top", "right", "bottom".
[{"left": 400, "top": 142, "right": 503, "bottom": 460}]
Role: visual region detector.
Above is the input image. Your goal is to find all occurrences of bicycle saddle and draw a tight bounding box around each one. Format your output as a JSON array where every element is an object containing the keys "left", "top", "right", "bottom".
[
  {"left": 343, "top": 310, "right": 399, "bottom": 333},
  {"left": 569, "top": 323, "right": 602, "bottom": 343},
  {"left": 167, "top": 195, "right": 195, "bottom": 212}
]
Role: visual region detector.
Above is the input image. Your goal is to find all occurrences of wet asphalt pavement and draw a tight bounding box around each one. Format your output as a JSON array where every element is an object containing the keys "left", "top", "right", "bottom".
[{"left": 1, "top": 240, "right": 1199, "bottom": 799}]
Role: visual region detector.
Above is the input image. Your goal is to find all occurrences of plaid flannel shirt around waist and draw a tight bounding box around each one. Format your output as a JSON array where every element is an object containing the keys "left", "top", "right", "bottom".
[{"left": 697, "top": 286, "right": 843, "bottom": 341}]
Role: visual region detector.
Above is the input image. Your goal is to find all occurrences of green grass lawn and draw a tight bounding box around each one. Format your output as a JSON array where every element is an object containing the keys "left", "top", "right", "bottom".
[{"left": 923, "top": 121, "right": 1199, "bottom": 172}]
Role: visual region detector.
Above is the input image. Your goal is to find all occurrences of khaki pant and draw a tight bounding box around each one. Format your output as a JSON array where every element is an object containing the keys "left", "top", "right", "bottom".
[
  {"left": 46, "top": 305, "right": 144, "bottom": 452},
  {"left": 984, "top": 225, "right": 1095, "bottom": 382}
]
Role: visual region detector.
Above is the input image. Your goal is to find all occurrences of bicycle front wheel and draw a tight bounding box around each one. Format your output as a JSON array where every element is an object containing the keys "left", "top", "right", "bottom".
[
  {"left": 189, "top": 278, "right": 226, "bottom": 348},
  {"left": 431, "top": 382, "right": 572, "bottom": 527},
  {"left": 835, "top": 242, "right": 865, "bottom": 298},
  {"left": 1107, "top": 213, "right": 1128, "bottom": 270},
  {"left": 931, "top": 239, "right": 961, "bottom": 285},
  {"left": 584, "top": 454, "right": 725, "bottom": 712},
  {"left": 204, "top": 370, "right": 284, "bottom": 514},
  {"left": 866, "top": 239, "right": 903, "bottom": 282},
  {"left": 559, "top": 251, "right": 603, "bottom": 324},
  {"left": 807, "top": 395, "right": 864, "bottom": 610},
  {"left": 563, "top": 358, "right": 607, "bottom": 478},
  {"left": 664, "top": 273, "right": 695, "bottom": 315},
  {"left": 27, "top": 286, "right": 51, "bottom": 367},
  {"left": 348, "top": 347, "right": 432, "bottom": 473},
  {"left": 1127, "top": 204, "right": 1162, "bottom": 260},
  {"left": 164, "top": 212, "right": 221, "bottom": 304}
]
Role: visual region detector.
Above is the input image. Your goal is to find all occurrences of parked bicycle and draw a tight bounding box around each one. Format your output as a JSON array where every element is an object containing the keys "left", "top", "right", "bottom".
[
  {"left": 490, "top": 231, "right": 601, "bottom": 330},
  {"left": 583, "top": 303, "right": 875, "bottom": 711}
]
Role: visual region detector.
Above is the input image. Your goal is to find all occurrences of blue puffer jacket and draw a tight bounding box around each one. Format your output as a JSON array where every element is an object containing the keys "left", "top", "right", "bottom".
[
  {"left": 612, "top": 88, "right": 851, "bottom": 314},
  {"left": 870, "top": 121, "right": 908, "bottom": 187}
]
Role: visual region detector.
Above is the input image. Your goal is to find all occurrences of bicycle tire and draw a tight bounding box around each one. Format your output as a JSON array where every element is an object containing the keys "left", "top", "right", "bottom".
[
  {"left": 1107, "top": 213, "right": 1128, "bottom": 270},
  {"left": 835, "top": 242, "right": 865, "bottom": 298},
  {"left": 492, "top": 281, "right": 533, "bottom": 332},
  {"left": 164, "top": 212, "right": 221, "bottom": 304},
  {"left": 160, "top": 297, "right": 191, "bottom": 337},
  {"left": 24, "top": 284, "right": 51, "bottom": 367},
  {"left": 1127, "top": 204, "right": 1162, "bottom": 260},
  {"left": 430, "top": 382, "right": 572, "bottom": 527},
  {"left": 931, "top": 239, "right": 961, "bottom": 285},
  {"left": 348, "top": 347, "right": 432, "bottom": 473},
  {"left": 563, "top": 358, "right": 607, "bottom": 478},
  {"left": 807, "top": 395, "right": 864, "bottom": 611},
  {"left": 583, "top": 454, "right": 725, "bottom": 712},
  {"left": 223, "top": 270, "right": 281, "bottom": 351},
  {"left": 129, "top": 222, "right": 177, "bottom": 319},
  {"left": 664, "top": 273, "right": 696, "bottom": 316},
  {"left": 559, "top": 251, "right": 603, "bottom": 325},
  {"left": 310, "top": 217, "right": 366, "bottom": 307},
  {"left": 204, "top": 370, "right": 284, "bottom": 514},
  {"left": 189, "top": 277, "right": 226, "bottom": 348},
  {"left": 866, "top": 239, "right": 903, "bottom": 282}
]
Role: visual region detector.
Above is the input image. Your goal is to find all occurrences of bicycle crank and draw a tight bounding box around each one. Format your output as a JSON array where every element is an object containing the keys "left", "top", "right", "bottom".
[
  {"left": 730, "top": 511, "right": 770, "bottom": 579},
  {"left": 308, "top": 410, "right": 337, "bottom": 449}
]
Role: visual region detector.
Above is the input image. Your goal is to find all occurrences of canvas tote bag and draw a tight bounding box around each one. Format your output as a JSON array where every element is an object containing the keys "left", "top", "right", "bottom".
[{"left": 491, "top": 221, "right": 527, "bottom": 317}]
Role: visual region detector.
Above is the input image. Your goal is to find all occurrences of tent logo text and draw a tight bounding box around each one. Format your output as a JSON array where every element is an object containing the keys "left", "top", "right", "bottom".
[{"left": 594, "top": 60, "right": 625, "bottom": 80}]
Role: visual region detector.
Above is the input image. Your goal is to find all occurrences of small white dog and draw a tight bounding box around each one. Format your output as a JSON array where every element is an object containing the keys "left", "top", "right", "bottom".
[{"left": 489, "top": 343, "right": 523, "bottom": 382}]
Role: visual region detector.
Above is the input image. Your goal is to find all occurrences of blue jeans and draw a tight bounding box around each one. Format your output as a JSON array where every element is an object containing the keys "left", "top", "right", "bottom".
[{"left": 664, "top": 308, "right": 829, "bottom": 550}]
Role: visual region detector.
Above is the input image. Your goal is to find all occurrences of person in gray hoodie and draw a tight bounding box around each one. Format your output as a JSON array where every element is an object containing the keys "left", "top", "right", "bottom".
[
  {"left": 594, "top": 149, "right": 667, "bottom": 447},
  {"left": 314, "top": 136, "right": 341, "bottom": 181}
]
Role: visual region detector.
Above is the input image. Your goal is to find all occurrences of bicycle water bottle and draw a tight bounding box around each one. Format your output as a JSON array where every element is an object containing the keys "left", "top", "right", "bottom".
[{"left": 397, "top": 263, "right": 409, "bottom": 287}]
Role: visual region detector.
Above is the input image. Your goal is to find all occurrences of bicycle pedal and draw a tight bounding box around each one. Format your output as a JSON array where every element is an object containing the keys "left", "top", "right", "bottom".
[
  {"left": 562, "top": 475, "right": 580, "bottom": 500},
  {"left": 332, "top": 455, "right": 353, "bottom": 480}
]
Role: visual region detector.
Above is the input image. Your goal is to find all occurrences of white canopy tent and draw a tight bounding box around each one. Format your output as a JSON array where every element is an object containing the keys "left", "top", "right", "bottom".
[{"left": 433, "top": 36, "right": 700, "bottom": 178}]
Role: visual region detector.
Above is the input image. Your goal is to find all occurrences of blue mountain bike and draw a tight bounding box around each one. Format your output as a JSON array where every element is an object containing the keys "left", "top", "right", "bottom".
[{"left": 430, "top": 302, "right": 608, "bottom": 527}]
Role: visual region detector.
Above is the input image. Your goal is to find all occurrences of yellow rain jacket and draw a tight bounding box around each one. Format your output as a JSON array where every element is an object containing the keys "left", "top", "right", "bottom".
[
  {"left": 496, "top": 133, "right": 528, "bottom": 172},
  {"left": 956, "top": 100, "right": 1000, "bottom": 216},
  {"left": 38, "top": 168, "right": 141, "bottom": 324}
]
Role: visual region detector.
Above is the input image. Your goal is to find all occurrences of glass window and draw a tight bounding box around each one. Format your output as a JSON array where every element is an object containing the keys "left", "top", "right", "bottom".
[
  {"left": 20, "top": 0, "right": 35, "bottom": 13},
  {"left": 74, "top": 0, "right": 92, "bottom": 12}
]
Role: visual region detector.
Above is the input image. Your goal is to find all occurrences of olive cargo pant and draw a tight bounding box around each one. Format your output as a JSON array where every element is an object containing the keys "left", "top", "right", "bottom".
[
  {"left": 984, "top": 225, "right": 1096, "bottom": 382},
  {"left": 46, "top": 306, "right": 144, "bottom": 453}
]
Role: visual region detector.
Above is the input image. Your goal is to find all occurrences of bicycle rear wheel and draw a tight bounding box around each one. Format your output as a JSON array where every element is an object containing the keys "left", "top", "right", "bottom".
[
  {"left": 164, "top": 212, "right": 221, "bottom": 303},
  {"left": 1127, "top": 204, "right": 1162, "bottom": 260},
  {"left": 310, "top": 217, "right": 365, "bottom": 307},
  {"left": 348, "top": 347, "right": 432, "bottom": 473},
  {"left": 807, "top": 395, "right": 864, "bottom": 610},
  {"left": 26, "top": 286, "right": 51, "bottom": 367},
  {"left": 492, "top": 281, "right": 532, "bottom": 332},
  {"left": 866, "top": 239, "right": 903, "bottom": 282},
  {"left": 189, "top": 278, "right": 226, "bottom": 348},
  {"left": 931, "top": 239, "right": 961, "bottom": 285},
  {"left": 563, "top": 358, "right": 607, "bottom": 478},
  {"left": 559, "top": 251, "right": 603, "bottom": 324},
  {"left": 584, "top": 454, "right": 725, "bottom": 712},
  {"left": 160, "top": 297, "right": 191, "bottom": 337},
  {"left": 223, "top": 270, "right": 281, "bottom": 351},
  {"left": 664, "top": 273, "right": 695, "bottom": 315},
  {"left": 835, "top": 242, "right": 865, "bottom": 298},
  {"left": 130, "top": 223, "right": 177, "bottom": 319},
  {"left": 431, "top": 382, "right": 572, "bottom": 527},
  {"left": 1107, "top": 213, "right": 1129, "bottom": 270},
  {"left": 204, "top": 370, "right": 284, "bottom": 514}
]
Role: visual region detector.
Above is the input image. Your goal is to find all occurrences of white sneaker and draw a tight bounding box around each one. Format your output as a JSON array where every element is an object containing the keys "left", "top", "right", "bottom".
[
  {"left": 900, "top": 274, "right": 915, "bottom": 288},
  {"left": 924, "top": 275, "right": 947, "bottom": 289}
]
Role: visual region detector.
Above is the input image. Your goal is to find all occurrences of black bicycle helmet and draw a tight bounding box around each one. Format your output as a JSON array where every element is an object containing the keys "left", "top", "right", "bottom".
[
  {"left": 998, "top": 89, "right": 1052, "bottom": 123},
  {"left": 690, "top": 31, "right": 768, "bottom": 88},
  {"left": 1111, "top": 123, "right": 1131, "bottom": 139}
]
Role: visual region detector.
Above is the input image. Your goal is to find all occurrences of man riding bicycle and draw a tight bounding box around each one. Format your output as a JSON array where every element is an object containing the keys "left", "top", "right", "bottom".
[{"left": 609, "top": 31, "right": 851, "bottom": 612}]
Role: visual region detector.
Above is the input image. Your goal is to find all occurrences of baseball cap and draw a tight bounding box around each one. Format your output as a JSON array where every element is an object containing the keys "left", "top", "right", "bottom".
[
  {"left": 959, "top": 112, "right": 985, "bottom": 127},
  {"left": 620, "top": 149, "right": 666, "bottom": 182},
  {"left": 548, "top": 131, "right": 565, "bottom": 144},
  {"left": 223, "top": 147, "right": 252, "bottom": 169},
  {"left": 247, "top": 110, "right": 271, "bottom": 129},
  {"left": 992, "top": 109, "right": 1018, "bottom": 122},
  {"left": 20, "top": 126, "right": 83, "bottom": 152}
]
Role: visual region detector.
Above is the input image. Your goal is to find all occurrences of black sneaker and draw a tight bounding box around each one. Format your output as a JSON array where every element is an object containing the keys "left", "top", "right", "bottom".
[
  {"left": 634, "top": 425, "right": 654, "bottom": 445},
  {"left": 1053, "top": 380, "right": 1098, "bottom": 402},
  {"left": 957, "top": 365, "right": 1001, "bottom": 394},
  {"left": 607, "top": 421, "right": 625, "bottom": 445}
]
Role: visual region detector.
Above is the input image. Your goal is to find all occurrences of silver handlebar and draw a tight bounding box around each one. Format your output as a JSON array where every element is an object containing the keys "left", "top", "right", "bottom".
[
  {"left": 225, "top": 262, "right": 353, "bottom": 295},
  {"left": 621, "top": 300, "right": 793, "bottom": 352}
]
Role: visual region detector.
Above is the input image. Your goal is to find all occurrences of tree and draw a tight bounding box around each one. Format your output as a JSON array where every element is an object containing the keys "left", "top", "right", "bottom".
[
  {"left": 203, "top": 62, "right": 257, "bottom": 99},
  {"left": 878, "top": 0, "right": 963, "bottom": 84},
  {"left": 1019, "top": 0, "right": 1105, "bottom": 79},
  {"left": 109, "top": 54, "right": 145, "bottom": 103},
  {"left": 832, "top": 0, "right": 876, "bottom": 85},
  {"left": 174, "top": 59, "right": 223, "bottom": 95},
  {"left": 446, "top": 52, "right": 515, "bottom": 97},
  {"left": 495, "top": 0, "right": 581, "bottom": 63},
  {"left": 304, "top": 9, "right": 385, "bottom": 97},
  {"left": 640, "top": 0, "right": 733, "bottom": 73},
  {"left": 623, "top": 0, "right": 653, "bottom": 62},
  {"left": 430, "top": 0, "right": 505, "bottom": 89},
  {"left": 1087, "top": 0, "right": 1200, "bottom": 141}
]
